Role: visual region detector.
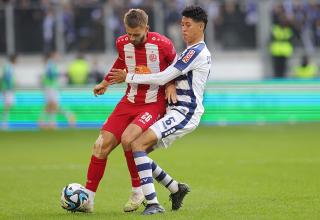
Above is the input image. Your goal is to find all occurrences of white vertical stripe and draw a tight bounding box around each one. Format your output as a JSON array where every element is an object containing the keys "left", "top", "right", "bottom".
[
  {"left": 145, "top": 43, "right": 160, "bottom": 103},
  {"left": 124, "top": 43, "right": 137, "bottom": 103}
]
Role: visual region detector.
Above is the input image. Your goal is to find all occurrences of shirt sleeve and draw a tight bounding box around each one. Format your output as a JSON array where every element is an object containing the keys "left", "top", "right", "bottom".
[
  {"left": 126, "top": 64, "right": 182, "bottom": 86},
  {"left": 173, "top": 45, "right": 204, "bottom": 75},
  {"left": 164, "top": 38, "right": 177, "bottom": 65}
]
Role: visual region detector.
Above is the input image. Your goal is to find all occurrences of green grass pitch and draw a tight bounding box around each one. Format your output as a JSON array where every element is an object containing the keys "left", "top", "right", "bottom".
[{"left": 0, "top": 123, "right": 319, "bottom": 220}]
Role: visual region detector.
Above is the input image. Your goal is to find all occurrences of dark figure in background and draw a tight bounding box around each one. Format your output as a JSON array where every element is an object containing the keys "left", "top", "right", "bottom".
[
  {"left": 270, "top": 15, "right": 294, "bottom": 78},
  {"left": 88, "top": 58, "right": 104, "bottom": 84}
]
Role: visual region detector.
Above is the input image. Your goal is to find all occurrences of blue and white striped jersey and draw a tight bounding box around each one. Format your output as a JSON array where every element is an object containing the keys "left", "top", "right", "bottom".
[{"left": 126, "top": 40, "right": 211, "bottom": 125}]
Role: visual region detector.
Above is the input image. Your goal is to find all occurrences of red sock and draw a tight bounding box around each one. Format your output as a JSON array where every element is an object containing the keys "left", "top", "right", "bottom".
[
  {"left": 86, "top": 155, "right": 107, "bottom": 192},
  {"left": 124, "top": 150, "right": 141, "bottom": 188}
]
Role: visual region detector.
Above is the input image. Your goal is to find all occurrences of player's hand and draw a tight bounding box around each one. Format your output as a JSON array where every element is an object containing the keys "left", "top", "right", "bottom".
[
  {"left": 93, "top": 83, "right": 108, "bottom": 97},
  {"left": 165, "top": 82, "right": 177, "bottom": 104},
  {"left": 109, "top": 68, "right": 127, "bottom": 84}
]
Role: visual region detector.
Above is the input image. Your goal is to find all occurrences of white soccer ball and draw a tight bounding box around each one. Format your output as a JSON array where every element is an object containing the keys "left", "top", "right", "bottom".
[{"left": 60, "top": 183, "right": 89, "bottom": 211}]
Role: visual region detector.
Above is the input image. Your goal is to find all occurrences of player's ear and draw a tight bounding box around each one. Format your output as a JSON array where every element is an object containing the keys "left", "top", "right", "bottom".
[
  {"left": 199, "top": 23, "right": 204, "bottom": 31},
  {"left": 145, "top": 25, "right": 149, "bottom": 32}
]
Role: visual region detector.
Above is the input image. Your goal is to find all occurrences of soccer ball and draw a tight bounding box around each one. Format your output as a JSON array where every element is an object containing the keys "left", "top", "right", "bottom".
[{"left": 60, "top": 183, "right": 89, "bottom": 211}]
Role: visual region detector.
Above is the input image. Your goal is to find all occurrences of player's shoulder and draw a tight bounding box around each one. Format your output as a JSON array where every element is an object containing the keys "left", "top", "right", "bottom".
[
  {"left": 178, "top": 42, "right": 210, "bottom": 64},
  {"left": 189, "top": 42, "right": 210, "bottom": 58},
  {"left": 190, "top": 42, "right": 207, "bottom": 52},
  {"left": 115, "top": 34, "right": 130, "bottom": 47},
  {"left": 147, "top": 32, "right": 173, "bottom": 47}
]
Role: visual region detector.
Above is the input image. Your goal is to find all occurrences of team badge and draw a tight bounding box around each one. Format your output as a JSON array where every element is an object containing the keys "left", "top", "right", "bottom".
[
  {"left": 182, "top": 50, "right": 195, "bottom": 63},
  {"left": 149, "top": 54, "right": 157, "bottom": 62}
]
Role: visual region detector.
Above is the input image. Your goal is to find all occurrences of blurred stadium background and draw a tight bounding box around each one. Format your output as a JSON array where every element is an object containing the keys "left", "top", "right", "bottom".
[
  {"left": 0, "top": 0, "right": 319, "bottom": 129},
  {"left": 1, "top": 0, "right": 320, "bottom": 219}
]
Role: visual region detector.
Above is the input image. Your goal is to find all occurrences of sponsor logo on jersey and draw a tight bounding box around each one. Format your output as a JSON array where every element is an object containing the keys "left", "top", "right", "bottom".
[
  {"left": 149, "top": 54, "right": 157, "bottom": 62},
  {"left": 182, "top": 50, "right": 195, "bottom": 63}
]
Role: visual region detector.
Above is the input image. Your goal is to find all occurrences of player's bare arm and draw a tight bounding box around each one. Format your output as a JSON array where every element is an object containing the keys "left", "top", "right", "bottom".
[
  {"left": 93, "top": 79, "right": 110, "bottom": 97},
  {"left": 108, "top": 68, "right": 127, "bottom": 84}
]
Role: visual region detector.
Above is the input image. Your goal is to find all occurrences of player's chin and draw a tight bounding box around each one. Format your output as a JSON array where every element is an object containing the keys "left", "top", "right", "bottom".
[{"left": 182, "top": 35, "right": 188, "bottom": 42}]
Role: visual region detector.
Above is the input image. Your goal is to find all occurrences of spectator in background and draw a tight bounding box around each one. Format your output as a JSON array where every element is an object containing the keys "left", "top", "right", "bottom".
[
  {"left": 39, "top": 51, "right": 75, "bottom": 129},
  {"left": 216, "top": 1, "right": 246, "bottom": 49},
  {"left": 62, "top": 3, "right": 76, "bottom": 52},
  {"left": 314, "top": 18, "right": 320, "bottom": 47},
  {"left": 0, "top": 54, "right": 17, "bottom": 130},
  {"left": 68, "top": 52, "right": 90, "bottom": 85},
  {"left": 43, "top": 8, "right": 55, "bottom": 54},
  {"left": 293, "top": 54, "right": 318, "bottom": 79},
  {"left": 165, "top": 0, "right": 183, "bottom": 52},
  {"left": 88, "top": 58, "right": 104, "bottom": 84},
  {"left": 269, "top": 15, "right": 294, "bottom": 78}
]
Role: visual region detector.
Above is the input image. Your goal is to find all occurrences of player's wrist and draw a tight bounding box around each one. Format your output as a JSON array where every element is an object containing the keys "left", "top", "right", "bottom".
[{"left": 100, "top": 79, "right": 110, "bottom": 87}]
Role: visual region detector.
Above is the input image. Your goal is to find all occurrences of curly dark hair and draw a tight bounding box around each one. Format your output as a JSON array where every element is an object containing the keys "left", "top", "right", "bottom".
[{"left": 182, "top": 5, "right": 208, "bottom": 30}]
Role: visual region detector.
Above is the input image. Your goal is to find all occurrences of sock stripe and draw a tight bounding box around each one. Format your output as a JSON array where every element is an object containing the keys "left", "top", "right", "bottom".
[
  {"left": 165, "top": 179, "right": 174, "bottom": 188},
  {"left": 140, "top": 177, "right": 153, "bottom": 185},
  {"left": 155, "top": 171, "right": 166, "bottom": 182},
  {"left": 151, "top": 161, "right": 157, "bottom": 171},
  {"left": 133, "top": 151, "right": 147, "bottom": 158},
  {"left": 137, "top": 163, "right": 152, "bottom": 172},
  {"left": 145, "top": 192, "right": 157, "bottom": 201}
]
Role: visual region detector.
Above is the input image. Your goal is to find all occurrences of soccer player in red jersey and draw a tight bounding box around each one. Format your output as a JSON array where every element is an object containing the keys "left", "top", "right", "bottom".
[{"left": 81, "top": 9, "right": 179, "bottom": 212}]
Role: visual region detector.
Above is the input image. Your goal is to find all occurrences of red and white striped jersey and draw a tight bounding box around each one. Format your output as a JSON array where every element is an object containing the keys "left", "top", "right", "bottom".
[{"left": 105, "top": 32, "right": 176, "bottom": 104}]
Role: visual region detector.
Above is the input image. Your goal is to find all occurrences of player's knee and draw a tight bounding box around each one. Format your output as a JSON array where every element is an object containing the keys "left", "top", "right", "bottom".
[
  {"left": 120, "top": 134, "right": 134, "bottom": 151},
  {"left": 131, "top": 139, "right": 143, "bottom": 152},
  {"left": 92, "top": 135, "right": 113, "bottom": 159}
]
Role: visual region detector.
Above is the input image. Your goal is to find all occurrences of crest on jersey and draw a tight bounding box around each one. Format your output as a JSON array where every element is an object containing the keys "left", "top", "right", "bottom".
[
  {"left": 182, "top": 50, "right": 195, "bottom": 63},
  {"left": 149, "top": 54, "right": 157, "bottom": 62}
]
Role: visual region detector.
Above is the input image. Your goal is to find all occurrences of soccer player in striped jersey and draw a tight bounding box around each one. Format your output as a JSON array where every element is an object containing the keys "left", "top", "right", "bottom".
[
  {"left": 109, "top": 5, "right": 211, "bottom": 215},
  {"left": 80, "top": 9, "right": 182, "bottom": 213}
]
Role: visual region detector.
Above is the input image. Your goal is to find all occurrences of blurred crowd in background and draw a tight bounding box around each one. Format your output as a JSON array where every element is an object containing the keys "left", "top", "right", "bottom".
[
  {"left": 0, "top": 0, "right": 319, "bottom": 81},
  {"left": 1, "top": 0, "right": 320, "bottom": 129}
]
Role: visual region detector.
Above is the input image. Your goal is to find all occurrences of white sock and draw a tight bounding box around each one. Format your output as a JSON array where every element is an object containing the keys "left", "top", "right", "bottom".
[{"left": 86, "top": 189, "right": 95, "bottom": 205}]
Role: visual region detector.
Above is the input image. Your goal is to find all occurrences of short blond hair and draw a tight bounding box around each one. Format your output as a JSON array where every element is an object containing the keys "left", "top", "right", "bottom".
[{"left": 124, "top": 9, "right": 148, "bottom": 28}]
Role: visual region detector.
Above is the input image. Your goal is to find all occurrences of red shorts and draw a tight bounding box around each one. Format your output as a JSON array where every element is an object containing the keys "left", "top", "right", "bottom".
[{"left": 101, "top": 100, "right": 166, "bottom": 142}]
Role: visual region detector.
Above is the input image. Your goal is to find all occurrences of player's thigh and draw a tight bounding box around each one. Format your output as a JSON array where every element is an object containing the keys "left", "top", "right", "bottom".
[
  {"left": 131, "top": 104, "right": 165, "bottom": 132},
  {"left": 150, "top": 110, "right": 196, "bottom": 149},
  {"left": 101, "top": 102, "right": 134, "bottom": 142},
  {"left": 121, "top": 123, "right": 143, "bottom": 150},
  {"left": 131, "top": 128, "right": 159, "bottom": 152},
  {"left": 93, "top": 130, "right": 120, "bottom": 158},
  {"left": 124, "top": 106, "right": 163, "bottom": 150}
]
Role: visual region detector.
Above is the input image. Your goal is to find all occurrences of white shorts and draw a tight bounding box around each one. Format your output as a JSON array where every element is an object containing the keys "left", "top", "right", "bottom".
[
  {"left": 150, "top": 109, "right": 197, "bottom": 148},
  {"left": 3, "top": 91, "right": 15, "bottom": 106},
  {"left": 44, "top": 88, "right": 59, "bottom": 104}
]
